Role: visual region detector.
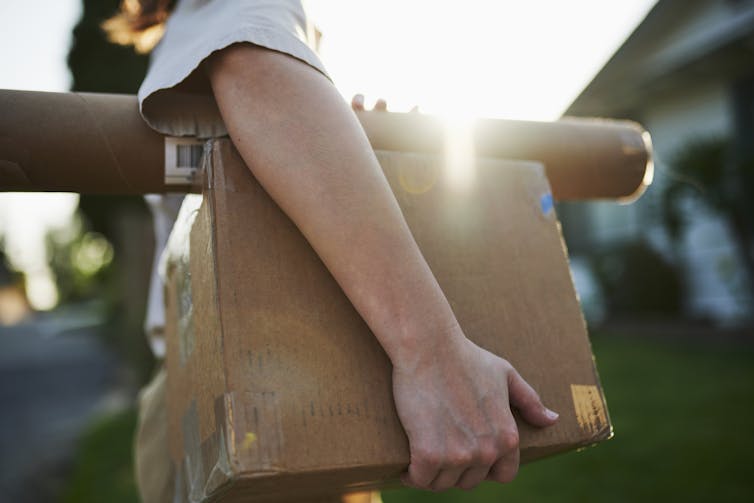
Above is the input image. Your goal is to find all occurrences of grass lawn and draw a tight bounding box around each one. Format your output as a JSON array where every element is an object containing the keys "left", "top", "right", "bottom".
[
  {"left": 61, "top": 407, "right": 139, "bottom": 503},
  {"left": 63, "top": 333, "right": 754, "bottom": 502}
]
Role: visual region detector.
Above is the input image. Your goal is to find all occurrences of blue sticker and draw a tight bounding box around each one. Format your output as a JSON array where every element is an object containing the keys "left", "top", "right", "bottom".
[{"left": 540, "top": 192, "right": 554, "bottom": 215}]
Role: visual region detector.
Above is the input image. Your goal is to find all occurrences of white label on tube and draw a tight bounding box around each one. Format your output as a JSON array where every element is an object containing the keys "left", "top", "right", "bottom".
[{"left": 165, "top": 137, "right": 204, "bottom": 185}]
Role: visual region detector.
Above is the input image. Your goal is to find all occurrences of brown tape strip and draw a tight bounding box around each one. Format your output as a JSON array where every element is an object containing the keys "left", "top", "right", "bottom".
[{"left": 570, "top": 384, "right": 608, "bottom": 437}]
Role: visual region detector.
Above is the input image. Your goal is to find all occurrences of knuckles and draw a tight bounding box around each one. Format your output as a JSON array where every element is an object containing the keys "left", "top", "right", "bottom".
[
  {"left": 412, "top": 445, "right": 445, "bottom": 471},
  {"left": 498, "top": 429, "right": 520, "bottom": 452},
  {"left": 494, "top": 462, "right": 519, "bottom": 484},
  {"left": 413, "top": 433, "right": 509, "bottom": 470},
  {"left": 414, "top": 446, "right": 473, "bottom": 471},
  {"left": 413, "top": 428, "right": 520, "bottom": 469},
  {"left": 409, "top": 425, "right": 522, "bottom": 490},
  {"left": 444, "top": 449, "right": 475, "bottom": 469},
  {"left": 457, "top": 479, "right": 480, "bottom": 492},
  {"left": 476, "top": 440, "right": 499, "bottom": 466}
]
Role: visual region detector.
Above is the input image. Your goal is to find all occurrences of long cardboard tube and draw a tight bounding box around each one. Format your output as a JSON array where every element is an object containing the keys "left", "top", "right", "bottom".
[
  {"left": 359, "top": 112, "right": 653, "bottom": 202},
  {"left": 0, "top": 89, "right": 652, "bottom": 200}
]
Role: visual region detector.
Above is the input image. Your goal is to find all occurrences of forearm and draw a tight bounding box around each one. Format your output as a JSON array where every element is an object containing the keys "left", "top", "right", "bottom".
[{"left": 205, "top": 45, "right": 462, "bottom": 365}]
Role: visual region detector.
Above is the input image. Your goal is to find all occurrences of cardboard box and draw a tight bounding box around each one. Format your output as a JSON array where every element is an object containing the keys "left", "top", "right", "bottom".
[{"left": 163, "top": 138, "right": 612, "bottom": 502}]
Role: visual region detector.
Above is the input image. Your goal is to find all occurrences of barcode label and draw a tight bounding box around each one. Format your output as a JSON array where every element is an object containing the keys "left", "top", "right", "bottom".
[
  {"left": 177, "top": 144, "right": 202, "bottom": 168},
  {"left": 165, "top": 136, "right": 205, "bottom": 185}
]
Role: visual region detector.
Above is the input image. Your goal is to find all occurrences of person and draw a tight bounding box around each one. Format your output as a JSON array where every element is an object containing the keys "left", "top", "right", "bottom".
[{"left": 106, "top": 1, "right": 559, "bottom": 500}]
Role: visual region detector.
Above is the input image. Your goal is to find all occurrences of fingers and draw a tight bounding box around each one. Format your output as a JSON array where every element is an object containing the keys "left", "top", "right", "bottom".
[
  {"left": 404, "top": 460, "right": 476, "bottom": 492},
  {"left": 486, "top": 439, "right": 520, "bottom": 484},
  {"left": 403, "top": 432, "right": 509, "bottom": 492},
  {"left": 350, "top": 95, "right": 420, "bottom": 113},
  {"left": 350, "top": 94, "right": 390, "bottom": 112},
  {"left": 508, "top": 369, "right": 559, "bottom": 427},
  {"left": 351, "top": 93, "right": 365, "bottom": 111},
  {"left": 429, "top": 466, "right": 466, "bottom": 492},
  {"left": 456, "top": 465, "right": 492, "bottom": 491},
  {"left": 402, "top": 444, "right": 471, "bottom": 492},
  {"left": 403, "top": 451, "right": 440, "bottom": 490},
  {"left": 404, "top": 437, "right": 518, "bottom": 491}
]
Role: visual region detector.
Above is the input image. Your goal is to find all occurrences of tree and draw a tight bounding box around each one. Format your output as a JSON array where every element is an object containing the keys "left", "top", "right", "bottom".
[
  {"left": 68, "top": 0, "right": 149, "bottom": 93},
  {"left": 67, "top": 0, "right": 156, "bottom": 383}
]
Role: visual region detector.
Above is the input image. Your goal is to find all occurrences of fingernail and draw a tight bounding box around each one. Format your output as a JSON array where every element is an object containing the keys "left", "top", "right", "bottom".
[{"left": 545, "top": 408, "right": 559, "bottom": 420}]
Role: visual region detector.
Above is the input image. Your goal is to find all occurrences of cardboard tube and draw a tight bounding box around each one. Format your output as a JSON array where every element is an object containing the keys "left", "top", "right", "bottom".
[
  {"left": 358, "top": 112, "right": 653, "bottom": 202},
  {"left": 0, "top": 89, "right": 652, "bottom": 200},
  {"left": 0, "top": 89, "right": 186, "bottom": 194}
]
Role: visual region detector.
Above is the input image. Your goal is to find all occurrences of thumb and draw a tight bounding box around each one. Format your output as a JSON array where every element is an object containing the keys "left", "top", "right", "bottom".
[{"left": 508, "top": 369, "right": 559, "bottom": 427}]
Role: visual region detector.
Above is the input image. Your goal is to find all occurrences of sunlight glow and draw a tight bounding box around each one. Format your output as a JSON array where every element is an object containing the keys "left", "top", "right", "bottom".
[
  {"left": 26, "top": 271, "right": 59, "bottom": 311},
  {"left": 0, "top": 193, "right": 79, "bottom": 310},
  {"left": 306, "top": 0, "right": 657, "bottom": 120},
  {"left": 0, "top": 0, "right": 656, "bottom": 312},
  {"left": 397, "top": 158, "right": 438, "bottom": 195},
  {"left": 442, "top": 113, "right": 476, "bottom": 192},
  {"left": 73, "top": 232, "right": 115, "bottom": 276},
  {"left": 0, "top": 0, "right": 82, "bottom": 311}
]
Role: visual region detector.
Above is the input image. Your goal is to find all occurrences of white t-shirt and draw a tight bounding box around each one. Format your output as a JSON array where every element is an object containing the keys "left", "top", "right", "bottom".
[{"left": 138, "top": 0, "right": 329, "bottom": 139}]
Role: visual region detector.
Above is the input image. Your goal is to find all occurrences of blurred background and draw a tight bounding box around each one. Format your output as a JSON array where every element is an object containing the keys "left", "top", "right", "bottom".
[{"left": 0, "top": 0, "right": 752, "bottom": 501}]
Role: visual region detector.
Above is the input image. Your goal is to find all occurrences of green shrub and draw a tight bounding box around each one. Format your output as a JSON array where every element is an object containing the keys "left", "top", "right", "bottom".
[{"left": 590, "top": 240, "right": 685, "bottom": 317}]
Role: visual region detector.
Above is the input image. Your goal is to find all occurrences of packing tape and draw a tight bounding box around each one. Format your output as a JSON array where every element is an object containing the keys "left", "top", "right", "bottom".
[
  {"left": 175, "top": 390, "right": 286, "bottom": 502},
  {"left": 175, "top": 397, "right": 233, "bottom": 503}
]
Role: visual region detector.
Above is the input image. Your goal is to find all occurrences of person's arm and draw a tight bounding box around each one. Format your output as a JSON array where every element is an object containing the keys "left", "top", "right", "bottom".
[{"left": 205, "top": 43, "right": 558, "bottom": 492}]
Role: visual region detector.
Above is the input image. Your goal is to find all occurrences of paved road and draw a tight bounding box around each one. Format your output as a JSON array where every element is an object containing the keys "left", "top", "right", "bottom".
[{"left": 0, "top": 307, "right": 118, "bottom": 502}]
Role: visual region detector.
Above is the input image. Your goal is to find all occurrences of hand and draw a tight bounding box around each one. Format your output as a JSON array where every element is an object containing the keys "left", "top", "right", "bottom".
[
  {"left": 392, "top": 332, "right": 559, "bottom": 492},
  {"left": 351, "top": 93, "right": 387, "bottom": 112},
  {"left": 351, "top": 94, "right": 420, "bottom": 113}
]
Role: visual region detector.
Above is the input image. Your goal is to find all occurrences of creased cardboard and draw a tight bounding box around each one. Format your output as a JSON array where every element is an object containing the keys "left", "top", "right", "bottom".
[
  {"left": 163, "top": 138, "right": 612, "bottom": 502},
  {"left": 0, "top": 89, "right": 650, "bottom": 200}
]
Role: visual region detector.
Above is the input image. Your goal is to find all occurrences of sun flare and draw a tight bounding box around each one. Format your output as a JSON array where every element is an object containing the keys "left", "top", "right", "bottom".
[{"left": 442, "top": 112, "right": 476, "bottom": 192}]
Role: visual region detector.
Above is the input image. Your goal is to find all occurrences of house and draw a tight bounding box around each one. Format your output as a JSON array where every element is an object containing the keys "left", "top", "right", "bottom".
[{"left": 562, "top": 0, "right": 754, "bottom": 324}]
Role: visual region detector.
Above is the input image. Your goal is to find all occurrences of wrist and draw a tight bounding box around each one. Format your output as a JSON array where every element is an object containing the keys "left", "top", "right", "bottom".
[{"left": 382, "top": 317, "right": 468, "bottom": 372}]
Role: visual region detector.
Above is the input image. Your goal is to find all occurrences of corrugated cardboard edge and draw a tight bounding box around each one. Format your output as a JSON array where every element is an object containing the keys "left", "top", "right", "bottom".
[
  {"left": 520, "top": 219, "right": 614, "bottom": 456},
  {"left": 560, "top": 227, "right": 615, "bottom": 445},
  {"left": 544, "top": 201, "right": 614, "bottom": 450},
  {"left": 171, "top": 141, "right": 239, "bottom": 503}
]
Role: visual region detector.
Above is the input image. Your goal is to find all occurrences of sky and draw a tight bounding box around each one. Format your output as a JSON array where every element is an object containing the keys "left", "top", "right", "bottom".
[
  {"left": 0, "top": 0, "right": 657, "bottom": 308},
  {"left": 306, "top": 0, "right": 658, "bottom": 119},
  {"left": 0, "top": 0, "right": 83, "bottom": 308}
]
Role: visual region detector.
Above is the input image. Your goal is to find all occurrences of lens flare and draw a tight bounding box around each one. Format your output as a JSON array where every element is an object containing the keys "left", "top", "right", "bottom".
[{"left": 442, "top": 113, "right": 475, "bottom": 192}]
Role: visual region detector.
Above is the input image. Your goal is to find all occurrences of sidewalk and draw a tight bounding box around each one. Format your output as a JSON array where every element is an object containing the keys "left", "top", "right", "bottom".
[{"left": 0, "top": 305, "right": 119, "bottom": 502}]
